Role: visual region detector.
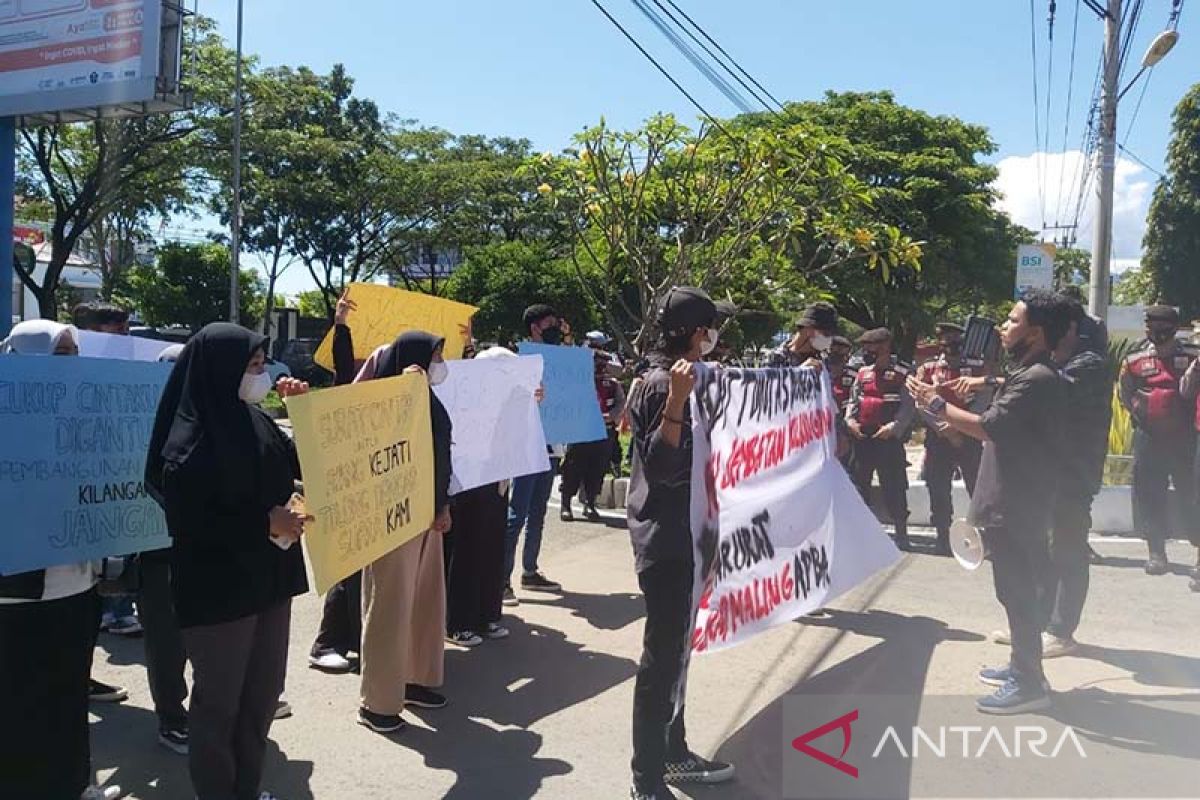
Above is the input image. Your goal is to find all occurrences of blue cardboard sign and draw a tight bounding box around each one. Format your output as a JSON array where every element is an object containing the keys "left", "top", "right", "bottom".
[
  {"left": 518, "top": 343, "right": 607, "bottom": 446},
  {"left": 0, "top": 356, "right": 172, "bottom": 573}
]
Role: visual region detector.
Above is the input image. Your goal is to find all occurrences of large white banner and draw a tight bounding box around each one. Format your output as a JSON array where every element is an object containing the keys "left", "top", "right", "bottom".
[
  {"left": 688, "top": 364, "right": 901, "bottom": 654},
  {"left": 434, "top": 355, "right": 550, "bottom": 495},
  {"left": 78, "top": 330, "right": 174, "bottom": 362}
]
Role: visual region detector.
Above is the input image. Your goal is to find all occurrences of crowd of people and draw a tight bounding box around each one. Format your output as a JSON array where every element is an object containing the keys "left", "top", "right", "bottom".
[{"left": 1, "top": 284, "right": 1198, "bottom": 799}]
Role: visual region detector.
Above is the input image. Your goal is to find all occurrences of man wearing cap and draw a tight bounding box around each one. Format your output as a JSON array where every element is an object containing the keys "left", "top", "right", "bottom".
[
  {"left": 846, "top": 327, "right": 916, "bottom": 549},
  {"left": 824, "top": 336, "right": 856, "bottom": 464},
  {"left": 769, "top": 301, "right": 838, "bottom": 367},
  {"left": 625, "top": 286, "right": 735, "bottom": 799},
  {"left": 1118, "top": 305, "right": 1198, "bottom": 575},
  {"left": 915, "top": 322, "right": 986, "bottom": 555},
  {"left": 1174, "top": 336, "right": 1200, "bottom": 591}
]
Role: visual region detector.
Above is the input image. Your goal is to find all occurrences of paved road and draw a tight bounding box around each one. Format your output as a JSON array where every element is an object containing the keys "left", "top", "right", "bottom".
[{"left": 90, "top": 517, "right": 1200, "bottom": 800}]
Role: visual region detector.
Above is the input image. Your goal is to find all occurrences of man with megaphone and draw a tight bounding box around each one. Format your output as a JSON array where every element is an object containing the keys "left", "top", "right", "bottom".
[{"left": 908, "top": 290, "right": 1073, "bottom": 715}]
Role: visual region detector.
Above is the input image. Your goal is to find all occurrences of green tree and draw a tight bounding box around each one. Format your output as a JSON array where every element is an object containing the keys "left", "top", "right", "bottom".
[
  {"left": 1113, "top": 263, "right": 1156, "bottom": 306},
  {"left": 1053, "top": 247, "right": 1091, "bottom": 289},
  {"left": 127, "top": 242, "right": 264, "bottom": 331},
  {"left": 294, "top": 290, "right": 328, "bottom": 318},
  {"left": 1142, "top": 83, "right": 1200, "bottom": 318},
  {"left": 445, "top": 241, "right": 599, "bottom": 344}
]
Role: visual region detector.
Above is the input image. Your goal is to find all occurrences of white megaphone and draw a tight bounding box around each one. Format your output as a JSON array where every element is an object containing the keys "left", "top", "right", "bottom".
[{"left": 950, "top": 519, "right": 988, "bottom": 570}]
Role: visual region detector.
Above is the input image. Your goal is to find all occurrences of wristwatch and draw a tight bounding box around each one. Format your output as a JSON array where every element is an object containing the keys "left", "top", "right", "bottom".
[
  {"left": 928, "top": 395, "right": 948, "bottom": 415},
  {"left": 984, "top": 375, "right": 999, "bottom": 388}
]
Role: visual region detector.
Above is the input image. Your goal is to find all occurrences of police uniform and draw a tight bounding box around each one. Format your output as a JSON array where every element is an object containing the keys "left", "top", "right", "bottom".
[
  {"left": 1118, "top": 306, "right": 1199, "bottom": 568},
  {"left": 847, "top": 329, "right": 915, "bottom": 547},
  {"left": 825, "top": 336, "right": 856, "bottom": 469},
  {"left": 915, "top": 334, "right": 984, "bottom": 553}
]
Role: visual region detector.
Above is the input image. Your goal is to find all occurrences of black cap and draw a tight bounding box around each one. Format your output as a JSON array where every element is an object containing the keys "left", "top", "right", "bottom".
[
  {"left": 1145, "top": 305, "right": 1179, "bottom": 325},
  {"left": 856, "top": 327, "right": 892, "bottom": 345},
  {"left": 658, "top": 287, "right": 735, "bottom": 336},
  {"left": 935, "top": 322, "right": 965, "bottom": 335},
  {"left": 797, "top": 302, "right": 838, "bottom": 333}
]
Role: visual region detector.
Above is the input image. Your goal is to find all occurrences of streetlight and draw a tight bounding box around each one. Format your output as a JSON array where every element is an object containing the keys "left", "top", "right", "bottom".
[
  {"left": 1088, "top": 0, "right": 1180, "bottom": 323},
  {"left": 230, "top": 0, "right": 244, "bottom": 324}
]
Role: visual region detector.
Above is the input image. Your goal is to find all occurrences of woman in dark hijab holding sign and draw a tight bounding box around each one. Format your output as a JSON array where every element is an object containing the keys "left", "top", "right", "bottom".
[
  {"left": 145, "top": 322, "right": 310, "bottom": 800},
  {"left": 355, "top": 330, "right": 454, "bottom": 734},
  {"left": 0, "top": 321, "right": 123, "bottom": 800}
]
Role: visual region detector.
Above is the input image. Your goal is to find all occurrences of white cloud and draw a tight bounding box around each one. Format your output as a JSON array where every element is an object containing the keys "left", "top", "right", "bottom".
[{"left": 994, "top": 150, "right": 1156, "bottom": 274}]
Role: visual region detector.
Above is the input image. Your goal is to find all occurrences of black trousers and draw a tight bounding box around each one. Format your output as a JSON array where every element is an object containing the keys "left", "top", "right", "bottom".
[
  {"left": 445, "top": 483, "right": 507, "bottom": 633},
  {"left": 852, "top": 436, "right": 909, "bottom": 533},
  {"left": 985, "top": 525, "right": 1050, "bottom": 689},
  {"left": 139, "top": 551, "right": 189, "bottom": 728},
  {"left": 631, "top": 561, "right": 692, "bottom": 792},
  {"left": 924, "top": 434, "right": 981, "bottom": 531},
  {"left": 1132, "top": 427, "right": 1199, "bottom": 552},
  {"left": 311, "top": 572, "right": 362, "bottom": 657},
  {"left": 1046, "top": 493, "right": 1093, "bottom": 640},
  {"left": 561, "top": 438, "right": 612, "bottom": 505},
  {"left": 0, "top": 587, "right": 100, "bottom": 800}
]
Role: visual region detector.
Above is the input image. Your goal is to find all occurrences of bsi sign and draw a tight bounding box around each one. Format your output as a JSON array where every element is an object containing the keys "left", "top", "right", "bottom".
[{"left": 1015, "top": 243, "right": 1056, "bottom": 299}]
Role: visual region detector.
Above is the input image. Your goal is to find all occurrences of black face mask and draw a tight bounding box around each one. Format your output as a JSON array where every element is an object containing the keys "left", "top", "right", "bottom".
[
  {"left": 944, "top": 341, "right": 962, "bottom": 357},
  {"left": 1149, "top": 329, "right": 1175, "bottom": 346},
  {"left": 861, "top": 351, "right": 878, "bottom": 366},
  {"left": 540, "top": 326, "right": 562, "bottom": 346}
]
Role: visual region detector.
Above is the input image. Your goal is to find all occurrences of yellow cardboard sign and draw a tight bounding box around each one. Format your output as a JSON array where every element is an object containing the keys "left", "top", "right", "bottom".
[
  {"left": 313, "top": 283, "right": 478, "bottom": 370},
  {"left": 285, "top": 374, "right": 435, "bottom": 594}
]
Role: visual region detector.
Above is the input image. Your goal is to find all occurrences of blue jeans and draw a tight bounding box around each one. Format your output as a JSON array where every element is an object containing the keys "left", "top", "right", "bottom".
[{"left": 505, "top": 458, "right": 559, "bottom": 582}]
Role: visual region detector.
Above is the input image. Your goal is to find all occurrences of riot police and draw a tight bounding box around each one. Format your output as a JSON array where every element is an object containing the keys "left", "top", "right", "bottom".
[
  {"left": 1118, "top": 305, "right": 1199, "bottom": 575},
  {"left": 915, "top": 323, "right": 985, "bottom": 555},
  {"left": 846, "top": 327, "right": 915, "bottom": 549}
]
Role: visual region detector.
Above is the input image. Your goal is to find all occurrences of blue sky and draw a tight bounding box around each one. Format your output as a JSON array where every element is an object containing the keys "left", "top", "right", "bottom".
[{"left": 195, "top": 0, "right": 1194, "bottom": 292}]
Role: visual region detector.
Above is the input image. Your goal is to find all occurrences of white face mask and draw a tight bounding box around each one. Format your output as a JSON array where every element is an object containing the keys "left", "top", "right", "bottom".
[
  {"left": 809, "top": 333, "right": 833, "bottom": 352},
  {"left": 239, "top": 370, "right": 273, "bottom": 404},
  {"left": 700, "top": 328, "right": 720, "bottom": 356},
  {"left": 427, "top": 360, "right": 449, "bottom": 386}
]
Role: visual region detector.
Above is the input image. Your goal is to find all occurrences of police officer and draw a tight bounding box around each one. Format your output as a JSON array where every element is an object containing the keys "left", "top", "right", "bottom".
[
  {"left": 915, "top": 322, "right": 985, "bottom": 555},
  {"left": 1118, "top": 305, "right": 1198, "bottom": 575},
  {"left": 847, "top": 327, "right": 915, "bottom": 549},
  {"left": 825, "top": 336, "right": 856, "bottom": 465},
  {"left": 769, "top": 302, "right": 838, "bottom": 366}
]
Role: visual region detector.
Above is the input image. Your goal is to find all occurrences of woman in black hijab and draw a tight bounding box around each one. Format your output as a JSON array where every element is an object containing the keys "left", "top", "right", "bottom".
[
  {"left": 356, "top": 331, "right": 455, "bottom": 734},
  {"left": 146, "top": 323, "right": 309, "bottom": 800}
]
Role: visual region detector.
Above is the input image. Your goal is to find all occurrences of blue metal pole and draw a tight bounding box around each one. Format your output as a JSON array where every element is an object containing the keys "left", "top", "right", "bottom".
[{"left": 0, "top": 117, "right": 15, "bottom": 339}]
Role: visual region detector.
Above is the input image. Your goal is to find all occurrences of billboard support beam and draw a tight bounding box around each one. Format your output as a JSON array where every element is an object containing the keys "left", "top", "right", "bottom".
[{"left": 1, "top": 117, "right": 14, "bottom": 339}]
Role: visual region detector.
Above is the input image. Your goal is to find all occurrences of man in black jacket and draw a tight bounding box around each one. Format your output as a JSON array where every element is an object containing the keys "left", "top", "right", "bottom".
[{"left": 626, "top": 287, "right": 734, "bottom": 800}]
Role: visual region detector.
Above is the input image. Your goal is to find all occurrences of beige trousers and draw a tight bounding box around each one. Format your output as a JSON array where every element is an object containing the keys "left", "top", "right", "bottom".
[{"left": 360, "top": 529, "right": 446, "bottom": 715}]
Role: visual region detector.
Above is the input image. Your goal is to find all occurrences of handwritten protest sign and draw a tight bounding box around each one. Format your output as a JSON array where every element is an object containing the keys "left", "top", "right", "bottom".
[
  {"left": 518, "top": 343, "right": 606, "bottom": 446},
  {"left": 78, "top": 330, "right": 176, "bottom": 362},
  {"left": 285, "top": 374, "right": 435, "bottom": 593},
  {"left": 313, "top": 283, "right": 477, "bottom": 370},
  {"left": 0, "top": 357, "right": 171, "bottom": 573},
  {"left": 434, "top": 355, "right": 549, "bottom": 494},
  {"left": 688, "top": 365, "right": 900, "bottom": 654}
]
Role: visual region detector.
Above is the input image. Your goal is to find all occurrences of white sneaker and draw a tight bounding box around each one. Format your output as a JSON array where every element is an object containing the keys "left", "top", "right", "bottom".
[
  {"left": 1042, "top": 633, "right": 1079, "bottom": 659},
  {"left": 106, "top": 615, "right": 143, "bottom": 636},
  {"left": 80, "top": 785, "right": 121, "bottom": 800},
  {"left": 308, "top": 651, "right": 353, "bottom": 673},
  {"left": 484, "top": 622, "right": 510, "bottom": 640},
  {"left": 990, "top": 629, "right": 1011, "bottom": 645}
]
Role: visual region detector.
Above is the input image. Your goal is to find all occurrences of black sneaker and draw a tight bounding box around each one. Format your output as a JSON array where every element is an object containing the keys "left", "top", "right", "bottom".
[
  {"left": 501, "top": 585, "right": 519, "bottom": 607},
  {"left": 274, "top": 700, "right": 293, "bottom": 720},
  {"left": 521, "top": 571, "right": 562, "bottom": 592},
  {"left": 560, "top": 502, "right": 574, "bottom": 522},
  {"left": 1087, "top": 545, "right": 1104, "bottom": 565},
  {"left": 89, "top": 678, "right": 128, "bottom": 703},
  {"left": 663, "top": 753, "right": 735, "bottom": 785},
  {"left": 357, "top": 707, "right": 405, "bottom": 734},
  {"left": 977, "top": 679, "right": 1052, "bottom": 715},
  {"left": 405, "top": 684, "right": 448, "bottom": 709},
  {"left": 158, "top": 725, "right": 189, "bottom": 755},
  {"left": 1146, "top": 552, "right": 1169, "bottom": 575},
  {"left": 630, "top": 785, "right": 676, "bottom": 800},
  {"left": 584, "top": 505, "right": 602, "bottom": 522}
]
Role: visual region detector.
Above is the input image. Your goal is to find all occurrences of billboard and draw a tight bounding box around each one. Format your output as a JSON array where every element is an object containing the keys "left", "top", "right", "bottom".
[
  {"left": 1014, "top": 243, "right": 1055, "bottom": 299},
  {"left": 0, "top": 0, "right": 179, "bottom": 120}
]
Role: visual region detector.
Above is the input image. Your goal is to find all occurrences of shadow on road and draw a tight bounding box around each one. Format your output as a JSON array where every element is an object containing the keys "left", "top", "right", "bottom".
[
  {"left": 1046, "top": 687, "right": 1200, "bottom": 762},
  {"left": 1077, "top": 643, "right": 1200, "bottom": 689},
  {"left": 520, "top": 589, "right": 645, "bottom": 631}
]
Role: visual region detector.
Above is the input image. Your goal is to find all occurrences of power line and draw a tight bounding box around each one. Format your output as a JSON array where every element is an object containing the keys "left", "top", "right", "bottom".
[
  {"left": 585, "top": 0, "right": 734, "bottom": 138},
  {"left": 1029, "top": 0, "right": 1048, "bottom": 229},
  {"left": 1117, "top": 142, "right": 1164, "bottom": 177},
  {"left": 1052, "top": 0, "right": 1081, "bottom": 226},
  {"left": 1043, "top": 0, "right": 1058, "bottom": 229},
  {"left": 657, "top": 0, "right": 787, "bottom": 111}
]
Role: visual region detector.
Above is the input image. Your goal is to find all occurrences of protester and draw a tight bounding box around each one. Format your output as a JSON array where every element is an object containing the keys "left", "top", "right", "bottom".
[
  {"left": 909, "top": 289, "right": 1071, "bottom": 714},
  {"left": 356, "top": 332, "right": 453, "bottom": 734},
  {"left": 504, "top": 304, "right": 566, "bottom": 605},
  {"left": 914, "top": 322, "right": 985, "bottom": 556},
  {"left": 145, "top": 323, "right": 310, "bottom": 800},
  {"left": 444, "top": 346, "right": 521, "bottom": 646},
  {"left": 847, "top": 327, "right": 915, "bottom": 550},
  {"left": 310, "top": 290, "right": 365, "bottom": 673},
  {"left": 0, "top": 321, "right": 121, "bottom": 800},
  {"left": 560, "top": 345, "right": 625, "bottom": 522},
  {"left": 769, "top": 301, "right": 838, "bottom": 367},
  {"left": 626, "top": 287, "right": 735, "bottom": 800},
  {"left": 1118, "top": 305, "right": 1199, "bottom": 575}
]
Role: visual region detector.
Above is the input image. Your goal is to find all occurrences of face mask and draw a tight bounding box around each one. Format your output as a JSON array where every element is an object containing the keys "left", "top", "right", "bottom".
[
  {"left": 861, "top": 350, "right": 878, "bottom": 366},
  {"left": 239, "top": 371, "right": 273, "bottom": 404},
  {"left": 427, "top": 361, "right": 449, "bottom": 386},
  {"left": 809, "top": 333, "right": 833, "bottom": 352},
  {"left": 944, "top": 341, "right": 962, "bottom": 356},
  {"left": 700, "top": 328, "right": 719, "bottom": 356},
  {"left": 1150, "top": 329, "right": 1175, "bottom": 346},
  {"left": 540, "top": 326, "right": 562, "bottom": 346}
]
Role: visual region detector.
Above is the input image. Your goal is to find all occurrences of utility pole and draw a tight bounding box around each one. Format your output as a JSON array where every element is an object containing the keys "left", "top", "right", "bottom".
[
  {"left": 1088, "top": 0, "right": 1121, "bottom": 322},
  {"left": 230, "top": 0, "right": 244, "bottom": 324}
]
